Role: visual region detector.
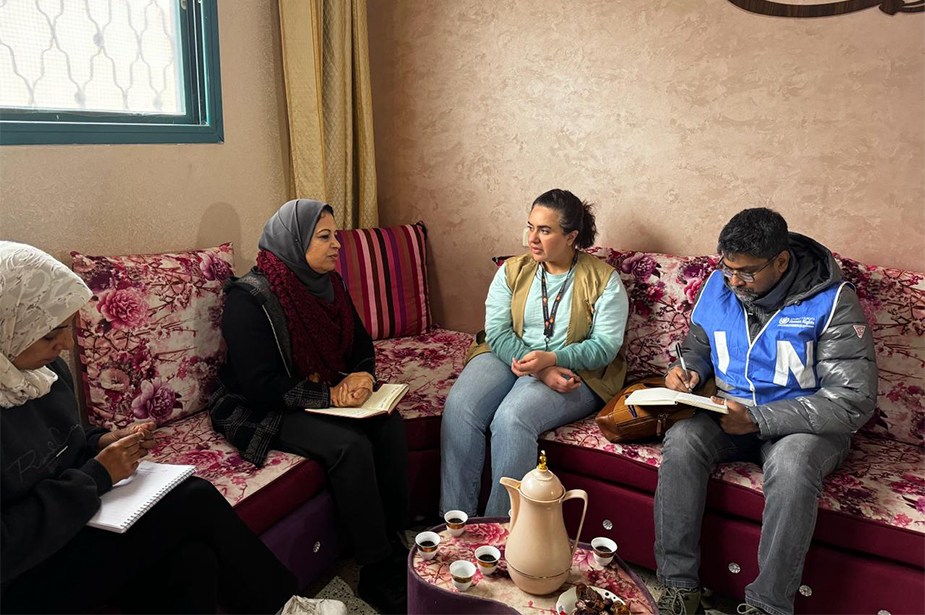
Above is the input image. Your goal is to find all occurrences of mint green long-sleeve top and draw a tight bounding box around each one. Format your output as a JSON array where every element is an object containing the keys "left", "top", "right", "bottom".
[{"left": 484, "top": 264, "right": 629, "bottom": 371}]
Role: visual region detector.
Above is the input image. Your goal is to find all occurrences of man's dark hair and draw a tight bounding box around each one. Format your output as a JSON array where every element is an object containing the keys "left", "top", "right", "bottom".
[{"left": 717, "top": 207, "right": 789, "bottom": 259}]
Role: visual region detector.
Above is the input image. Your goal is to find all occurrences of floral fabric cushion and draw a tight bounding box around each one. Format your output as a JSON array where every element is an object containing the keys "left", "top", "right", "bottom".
[
  {"left": 336, "top": 223, "right": 432, "bottom": 340},
  {"left": 146, "top": 412, "right": 306, "bottom": 507},
  {"left": 374, "top": 328, "right": 473, "bottom": 420},
  {"left": 542, "top": 417, "right": 925, "bottom": 534},
  {"left": 71, "top": 244, "right": 234, "bottom": 429},
  {"left": 835, "top": 255, "right": 924, "bottom": 447},
  {"left": 585, "top": 246, "right": 718, "bottom": 383}
]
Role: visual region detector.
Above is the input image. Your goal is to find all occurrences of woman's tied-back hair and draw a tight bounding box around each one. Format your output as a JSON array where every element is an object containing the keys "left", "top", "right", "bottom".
[
  {"left": 531, "top": 189, "right": 598, "bottom": 250},
  {"left": 717, "top": 207, "right": 789, "bottom": 260}
]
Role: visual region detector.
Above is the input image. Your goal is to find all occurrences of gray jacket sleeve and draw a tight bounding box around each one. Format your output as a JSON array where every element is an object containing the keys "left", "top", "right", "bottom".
[{"left": 749, "top": 286, "right": 878, "bottom": 438}]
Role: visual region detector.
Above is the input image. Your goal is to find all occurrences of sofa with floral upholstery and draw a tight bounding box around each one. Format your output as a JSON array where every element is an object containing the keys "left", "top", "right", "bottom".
[
  {"left": 67, "top": 233, "right": 923, "bottom": 612},
  {"left": 341, "top": 240, "right": 924, "bottom": 614},
  {"left": 70, "top": 242, "right": 343, "bottom": 589},
  {"left": 374, "top": 245, "right": 924, "bottom": 614},
  {"left": 66, "top": 225, "right": 475, "bottom": 590}
]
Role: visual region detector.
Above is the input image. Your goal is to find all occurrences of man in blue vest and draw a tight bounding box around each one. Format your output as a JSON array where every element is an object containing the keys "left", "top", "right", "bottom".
[{"left": 654, "top": 208, "right": 877, "bottom": 615}]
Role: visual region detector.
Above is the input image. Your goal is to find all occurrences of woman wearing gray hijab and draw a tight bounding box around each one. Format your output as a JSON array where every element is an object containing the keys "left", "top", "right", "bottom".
[{"left": 210, "top": 200, "right": 409, "bottom": 613}]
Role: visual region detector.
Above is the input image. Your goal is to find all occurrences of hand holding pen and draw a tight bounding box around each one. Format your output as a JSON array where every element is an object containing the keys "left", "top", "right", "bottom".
[{"left": 666, "top": 342, "right": 699, "bottom": 393}]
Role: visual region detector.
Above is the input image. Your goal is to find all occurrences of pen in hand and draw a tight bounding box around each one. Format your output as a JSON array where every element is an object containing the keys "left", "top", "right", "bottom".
[{"left": 674, "top": 342, "right": 693, "bottom": 393}]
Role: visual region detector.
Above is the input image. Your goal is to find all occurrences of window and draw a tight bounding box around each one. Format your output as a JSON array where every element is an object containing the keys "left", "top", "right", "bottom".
[{"left": 0, "top": 0, "right": 222, "bottom": 145}]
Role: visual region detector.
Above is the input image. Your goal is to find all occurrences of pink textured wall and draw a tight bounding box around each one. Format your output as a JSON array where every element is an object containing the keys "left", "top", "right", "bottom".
[
  {"left": 0, "top": 0, "right": 290, "bottom": 275},
  {"left": 367, "top": 0, "right": 925, "bottom": 334}
]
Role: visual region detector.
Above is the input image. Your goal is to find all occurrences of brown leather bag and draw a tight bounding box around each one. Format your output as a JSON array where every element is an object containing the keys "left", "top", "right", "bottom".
[{"left": 595, "top": 377, "right": 715, "bottom": 442}]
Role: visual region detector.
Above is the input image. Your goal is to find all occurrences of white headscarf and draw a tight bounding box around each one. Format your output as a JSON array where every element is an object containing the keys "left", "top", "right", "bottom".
[{"left": 0, "top": 242, "right": 91, "bottom": 408}]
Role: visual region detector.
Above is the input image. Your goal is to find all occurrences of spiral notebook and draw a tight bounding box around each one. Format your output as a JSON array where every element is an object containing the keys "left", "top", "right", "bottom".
[{"left": 88, "top": 461, "right": 195, "bottom": 533}]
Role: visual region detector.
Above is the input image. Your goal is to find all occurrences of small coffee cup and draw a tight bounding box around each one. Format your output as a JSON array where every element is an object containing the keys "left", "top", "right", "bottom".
[
  {"left": 591, "top": 537, "right": 617, "bottom": 566},
  {"left": 415, "top": 531, "right": 441, "bottom": 561},
  {"left": 450, "top": 560, "right": 476, "bottom": 591},
  {"left": 474, "top": 545, "right": 501, "bottom": 576},
  {"left": 444, "top": 510, "right": 468, "bottom": 537}
]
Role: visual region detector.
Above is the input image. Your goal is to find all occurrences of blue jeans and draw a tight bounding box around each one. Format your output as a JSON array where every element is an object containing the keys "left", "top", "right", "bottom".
[
  {"left": 440, "top": 352, "right": 601, "bottom": 517},
  {"left": 653, "top": 413, "right": 851, "bottom": 615}
]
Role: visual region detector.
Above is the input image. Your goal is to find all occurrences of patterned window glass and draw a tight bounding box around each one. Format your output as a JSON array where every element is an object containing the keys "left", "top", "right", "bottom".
[{"left": 0, "top": 0, "right": 185, "bottom": 115}]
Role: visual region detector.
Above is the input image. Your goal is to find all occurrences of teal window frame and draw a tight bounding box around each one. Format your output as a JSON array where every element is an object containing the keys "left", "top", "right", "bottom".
[{"left": 0, "top": 0, "right": 223, "bottom": 146}]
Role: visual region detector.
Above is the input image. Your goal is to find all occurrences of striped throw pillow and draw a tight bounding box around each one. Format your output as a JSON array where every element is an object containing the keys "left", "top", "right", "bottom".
[{"left": 335, "top": 222, "right": 432, "bottom": 340}]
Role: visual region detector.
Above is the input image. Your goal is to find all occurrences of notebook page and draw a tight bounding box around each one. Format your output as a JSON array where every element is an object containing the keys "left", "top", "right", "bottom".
[
  {"left": 363, "top": 386, "right": 398, "bottom": 412},
  {"left": 624, "top": 388, "right": 680, "bottom": 405},
  {"left": 365, "top": 384, "right": 407, "bottom": 412},
  {"left": 88, "top": 461, "right": 194, "bottom": 532},
  {"left": 675, "top": 392, "right": 729, "bottom": 413}
]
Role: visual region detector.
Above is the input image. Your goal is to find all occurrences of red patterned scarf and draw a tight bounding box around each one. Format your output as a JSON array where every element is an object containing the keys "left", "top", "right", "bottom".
[{"left": 257, "top": 250, "right": 355, "bottom": 383}]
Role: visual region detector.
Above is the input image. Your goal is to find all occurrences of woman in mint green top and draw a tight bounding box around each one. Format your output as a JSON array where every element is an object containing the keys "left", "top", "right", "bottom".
[{"left": 440, "top": 189, "right": 629, "bottom": 517}]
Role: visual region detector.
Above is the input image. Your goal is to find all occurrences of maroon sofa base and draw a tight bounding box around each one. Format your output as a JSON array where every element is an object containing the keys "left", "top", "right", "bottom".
[
  {"left": 259, "top": 489, "right": 342, "bottom": 590},
  {"left": 558, "top": 471, "right": 925, "bottom": 615}
]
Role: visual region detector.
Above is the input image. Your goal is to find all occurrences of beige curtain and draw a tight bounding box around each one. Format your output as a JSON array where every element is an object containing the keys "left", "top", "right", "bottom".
[{"left": 278, "top": 0, "right": 378, "bottom": 229}]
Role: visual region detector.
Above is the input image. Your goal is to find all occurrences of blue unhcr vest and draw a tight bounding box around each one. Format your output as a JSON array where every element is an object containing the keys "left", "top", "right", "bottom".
[{"left": 691, "top": 271, "right": 848, "bottom": 406}]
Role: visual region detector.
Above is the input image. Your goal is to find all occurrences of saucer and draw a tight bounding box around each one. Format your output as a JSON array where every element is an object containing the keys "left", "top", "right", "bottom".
[{"left": 556, "top": 585, "right": 624, "bottom": 615}]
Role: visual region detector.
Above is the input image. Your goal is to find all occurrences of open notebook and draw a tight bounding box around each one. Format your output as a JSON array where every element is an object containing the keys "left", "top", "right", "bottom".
[
  {"left": 625, "top": 387, "right": 730, "bottom": 414},
  {"left": 88, "top": 461, "right": 195, "bottom": 533},
  {"left": 306, "top": 383, "right": 409, "bottom": 419}
]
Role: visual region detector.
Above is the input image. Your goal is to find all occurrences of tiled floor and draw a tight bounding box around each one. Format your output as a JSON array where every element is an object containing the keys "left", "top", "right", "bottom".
[{"left": 302, "top": 530, "right": 741, "bottom": 614}]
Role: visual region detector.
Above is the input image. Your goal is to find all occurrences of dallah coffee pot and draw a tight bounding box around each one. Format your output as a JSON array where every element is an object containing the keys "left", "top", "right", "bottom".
[{"left": 500, "top": 451, "right": 588, "bottom": 595}]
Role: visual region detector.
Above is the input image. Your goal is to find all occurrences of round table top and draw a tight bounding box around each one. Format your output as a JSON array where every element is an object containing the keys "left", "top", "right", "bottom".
[{"left": 409, "top": 518, "right": 657, "bottom": 614}]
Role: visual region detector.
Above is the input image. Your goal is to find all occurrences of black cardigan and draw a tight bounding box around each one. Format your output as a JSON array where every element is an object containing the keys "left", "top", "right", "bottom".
[
  {"left": 210, "top": 272, "right": 376, "bottom": 465},
  {"left": 0, "top": 359, "right": 112, "bottom": 587}
]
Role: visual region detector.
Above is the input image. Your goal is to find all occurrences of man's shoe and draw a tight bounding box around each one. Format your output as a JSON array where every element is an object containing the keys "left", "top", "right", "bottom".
[
  {"left": 657, "top": 587, "right": 704, "bottom": 615},
  {"left": 358, "top": 558, "right": 408, "bottom": 614},
  {"left": 736, "top": 604, "right": 770, "bottom": 615}
]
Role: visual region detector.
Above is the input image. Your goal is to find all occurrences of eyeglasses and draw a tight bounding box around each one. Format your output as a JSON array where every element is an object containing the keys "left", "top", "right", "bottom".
[{"left": 718, "top": 256, "right": 776, "bottom": 283}]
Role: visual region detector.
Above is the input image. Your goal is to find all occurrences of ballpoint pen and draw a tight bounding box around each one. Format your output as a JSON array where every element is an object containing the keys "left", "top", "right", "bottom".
[{"left": 674, "top": 341, "right": 693, "bottom": 393}]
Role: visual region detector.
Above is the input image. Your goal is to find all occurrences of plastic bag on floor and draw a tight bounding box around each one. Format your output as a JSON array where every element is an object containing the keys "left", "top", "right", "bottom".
[{"left": 280, "top": 596, "right": 347, "bottom": 615}]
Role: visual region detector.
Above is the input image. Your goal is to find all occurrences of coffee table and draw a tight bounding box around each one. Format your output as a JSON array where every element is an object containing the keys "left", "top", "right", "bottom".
[{"left": 407, "top": 517, "right": 657, "bottom": 614}]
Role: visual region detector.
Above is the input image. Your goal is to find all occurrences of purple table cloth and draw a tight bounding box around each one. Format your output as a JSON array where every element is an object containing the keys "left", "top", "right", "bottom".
[{"left": 408, "top": 518, "right": 657, "bottom": 614}]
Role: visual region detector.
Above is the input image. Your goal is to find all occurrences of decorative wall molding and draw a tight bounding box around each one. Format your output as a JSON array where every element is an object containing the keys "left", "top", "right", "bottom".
[{"left": 728, "top": 0, "right": 923, "bottom": 17}]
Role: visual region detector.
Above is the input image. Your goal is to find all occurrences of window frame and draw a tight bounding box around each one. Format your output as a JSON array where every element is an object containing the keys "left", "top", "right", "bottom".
[{"left": 0, "top": 0, "right": 223, "bottom": 146}]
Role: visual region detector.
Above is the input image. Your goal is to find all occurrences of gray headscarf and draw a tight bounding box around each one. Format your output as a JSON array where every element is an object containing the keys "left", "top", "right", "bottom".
[{"left": 258, "top": 199, "right": 335, "bottom": 302}]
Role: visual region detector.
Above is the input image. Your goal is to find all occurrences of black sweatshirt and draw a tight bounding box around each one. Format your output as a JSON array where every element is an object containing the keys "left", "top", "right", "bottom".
[
  {"left": 0, "top": 359, "right": 112, "bottom": 586},
  {"left": 219, "top": 285, "right": 377, "bottom": 414}
]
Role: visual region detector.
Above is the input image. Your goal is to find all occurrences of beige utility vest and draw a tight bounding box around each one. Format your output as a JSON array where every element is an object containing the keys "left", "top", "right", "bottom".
[{"left": 466, "top": 251, "right": 627, "bottom": 404}]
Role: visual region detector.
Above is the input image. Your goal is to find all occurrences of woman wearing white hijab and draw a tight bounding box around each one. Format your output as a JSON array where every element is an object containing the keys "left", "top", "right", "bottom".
[{"left": 0, "top": 242, "right": 296, "bottom": 614}]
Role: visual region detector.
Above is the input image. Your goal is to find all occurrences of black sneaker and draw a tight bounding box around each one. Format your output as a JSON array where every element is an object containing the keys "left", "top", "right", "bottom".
[{"left": 358, "top": 558, "right": 408, "bottom": 614}]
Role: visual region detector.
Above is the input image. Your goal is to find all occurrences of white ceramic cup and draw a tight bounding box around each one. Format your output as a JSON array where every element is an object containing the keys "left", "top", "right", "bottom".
[
  {"left": 450, "top": 560, "right": 476, "bottom": 591},
  {"left": 591, "top": 536, "right": 617, "bottom": 566},
  {"left": 444, "top": 510, "right": 468, "bottom": 537},
  {"left": 415, "top": 531, "right": 441, "bottom": 561},
  {"left": 474, "top": 545, "right": 501, "bottom": 576}
]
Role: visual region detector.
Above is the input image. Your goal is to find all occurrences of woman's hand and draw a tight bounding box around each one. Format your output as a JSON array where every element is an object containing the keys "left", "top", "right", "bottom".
[
  {"left": 538, "top": 366, "right": 582, "bottom": 393},
  {"left": 95, "top": 432, "right": 147, "bottom": 483},
  {"left": 511, "top": 351, "right": 556, "bottom": 376},
  {"left": 97, "top": 421, "right": 157, "bottom": 452},
  {"left": 331, "top": 372, "right": 374, "bottom": 408}
]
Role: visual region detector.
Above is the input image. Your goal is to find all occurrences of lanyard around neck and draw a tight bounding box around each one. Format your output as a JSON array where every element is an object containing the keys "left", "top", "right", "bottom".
[{"left": 540, "top": 254, "right": 578, "bottom": 345}]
